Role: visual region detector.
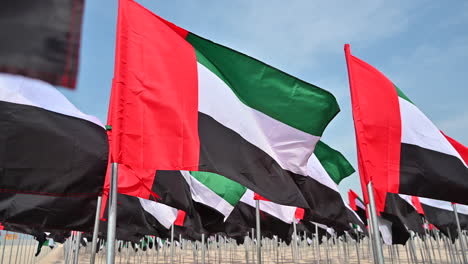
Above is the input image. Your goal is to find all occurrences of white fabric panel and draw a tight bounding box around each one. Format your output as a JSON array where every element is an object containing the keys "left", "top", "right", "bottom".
[
  {"left": 240, "top": 189, "right": 297, "bottom": 224},
  {"left": 418, "top": 197, "right": 468, "bottom": 216},
  {"left": 378, "top": 216, "right": 393, "bottom": 245},
  {"left": 0, "top": 73, "right": 103, "bottom": 128},
  {"left": 399, "top": 98, "right": 466, "bottom": 167},
  {"left": 180, "top": 171, "right": 234, "bottom": 220},
  {"left": 306, "top": 154, "right": 340, "bottom": 191},
  {"left": 197, "top": 63, "right": 320, "bottom": 176},
  {"left": 138, "top": 198, "right": 178, "bottom": 229}
]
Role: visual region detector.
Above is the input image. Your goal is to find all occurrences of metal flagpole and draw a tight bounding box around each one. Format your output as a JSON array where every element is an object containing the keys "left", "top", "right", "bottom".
[
  {"left": 106, "top": 162, "right": 118, "bottom": 263},
  {"left": 0, "top": 231, "right": 7, "bottom": 264},
  {"left": 292, "top": 220, "right": 298, "bottom": 264},
  {"left": 367, "top": 181, "right": 385, "bottom": 264},
  {"left": 453, "top": 203, "right": 468, "bottom": 264},
  {"left": 255, "top": 200, "right": 262, "bottom": 264},
  {"left": 170, "top": 224, "right": 174, "bottom": 264},
  {"left": 201, "top": 233, "right": 206, "bottom": 264},
  {"left": 315, "top": 223, "right": 321, "bottom": 264},
  {"left": 73, "top": 232, "right": 82, "bottom": 264},
  {"left": 90, "top": 195, "right": 103, "bottom": 264}
]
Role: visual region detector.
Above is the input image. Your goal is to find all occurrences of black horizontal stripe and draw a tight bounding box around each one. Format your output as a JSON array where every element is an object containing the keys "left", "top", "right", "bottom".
[
  {"left": 291, "top": 174, "right": 353, "bottom": 231},
  {"left": 421, "top": 203, "right": 468, "bottom": 241},
  {"left": 0, "top": 192, "right": 97, "bottom": 231},
  {"left": 0, "top": 101, "right": 108, "bottom": 196},
  {"left": 399, "top": 143, "right": 468, "bottom": 204},
  {"left": 197, "top": 112, "right": 308, "bottom": 208},
  {"left": 383, "top": 193, "right": 424, "bottom": 235},
  {"left": 152, "top": 170, "right": 194, "bottom": 216}
]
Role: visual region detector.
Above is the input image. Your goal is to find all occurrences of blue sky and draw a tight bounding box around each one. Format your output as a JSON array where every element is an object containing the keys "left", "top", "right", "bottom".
[{"left": 61, "top": 0, "right": 468, "bottom": 200}]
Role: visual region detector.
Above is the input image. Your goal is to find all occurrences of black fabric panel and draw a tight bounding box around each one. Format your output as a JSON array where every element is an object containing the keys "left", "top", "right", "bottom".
[
  {"left": 379, "top": 213, "right": 411, "bottom": 245},
  {"left": 399, "top": 143, "right": 468, "bottom": 204},
  {"left": 290, "top": 174, "right": 352, "bottom": 231},
  {"left": 420, "top": 203, "right": 468, "bottom": 241},
  {"left": 226, "top": 202, "right": 292, "bottom": 243},
  {"left": 152, "top": 170, "right": 194, "bottom": 216},
  {"left": 355, "top": 206, "right": 368, "bottom": 226},
  {"left": 384, "top": 193, "right": 424, "bottom": 235},
  {"left": 0, "top": 101, "right": 108, "bottom": 196},
  {"left": 0, "top": 0, "right": 84, "bottom": 88},
  {"left": 198, "top": 113, "right": 308, "bottom": 208},
  {"left": 0, "top": 192, "right": 97, "bottom": 231}
]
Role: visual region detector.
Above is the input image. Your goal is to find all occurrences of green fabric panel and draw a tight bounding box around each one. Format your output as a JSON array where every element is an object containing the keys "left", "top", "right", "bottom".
[
  {"left": 190, "top": 171, "right": 247, "bottom": 206},
  {"left": 314, "top": 141, "right": 355, "bottom": 184},
  {"left": 394, "top": 84, "right": 414, "bottom": 105},
  {"left": 187, "top": 33, "right": 340, "bottom": 136}
]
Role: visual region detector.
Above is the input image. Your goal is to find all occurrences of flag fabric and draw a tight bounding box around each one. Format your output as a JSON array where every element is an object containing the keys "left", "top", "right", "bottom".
[
  {"left": 344, "top": 44, "right": 468, "bottom": 212},
  {"left": 0, "top": 0, "right": 84, "bottom": 88},
  {"left": 181, "top": 171, "right": 247, "bottom": 220},
  {"left": 0, "top": 192, "right": 98, "bottom": 231},
  {"left": 418, "top": 197, "right": 468, "bottom": 240},
  {"left": 348, "top": 190, "right": 368, "bottom": 226},
  {"left": 107, "top": 0, "right": 339, "bottom": 207},
  {"left": 0, "top": 73, "right": 108, "bottom": 197},
  {"left": 380, "top": 193, "right": 424, "bottom": 244},
  {"left": 294, "top": 141, "right": 357, "bottom": 230}
]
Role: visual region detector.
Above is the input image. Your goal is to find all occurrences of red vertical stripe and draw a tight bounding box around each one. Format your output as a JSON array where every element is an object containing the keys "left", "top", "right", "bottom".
[
  {"left": 174, "top": 210, "right": 186, "bottom": 226},
  {"left": 348, "top": 190, "right": 359, "bottom": 211},
  {"left": 411, "top": 196, "right": 425, "bottom": 215},
  {"left": 108, "top": 0, "right": 199, "bottom": 175},
  {"left": 295, "top": 208, "right": 305, "bottom": 220},
  {"left": 344, "top": 44, "right": 402, "bottom": 213}
]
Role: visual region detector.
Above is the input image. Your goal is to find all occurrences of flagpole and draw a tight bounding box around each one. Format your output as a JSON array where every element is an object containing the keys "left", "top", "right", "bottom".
[
  {"left": 452, "top": 203, "right": 468, "bottom": 264},
  {"left": 366, "top": 181, "right": 385, "bottom": 264},
  {"left": 201, "top": 233, "right": 206, "bottom": 264},
  {"left": 106, "top": 162, "right": 118, "bottom": 263},
  {"left": 73, "top": 232, "right": 82, "bottom": 264},
  {"left": 90, "top": 195, "right": 102, "bottom": 264},
  {"left": 292, "top": 220, "right": 298, "bottom": 264},
  {"left": 170, "top": 223, "right": 174, "bottom": 264},
  {"left": 255, "top": 199, "right": 262, "bottom": 264}
]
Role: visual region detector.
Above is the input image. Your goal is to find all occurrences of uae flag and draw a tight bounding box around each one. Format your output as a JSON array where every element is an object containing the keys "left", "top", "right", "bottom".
[
  {"left": 0, "top": 0, "right": 84, "bottom": 88},
  {"left": 345, "top": 44, "right": 468, "bottom": 212},
  {"left": 294, "top": 141, "right": 358, "bottom": 231},
  {"left": 181, "top": 171, "right": 247, "bottom": 221},
  {"left": 417, "top": 197, "right": 468, "bottom": 240},
  {"left": 0, "top": 73, "right": 108, "bottom": 197},
  {"left": 348, "top": 190, "right": 367, "bottom": 226},
  {"left": 107, "top": 0, "right": 339, "bottom": 207}
]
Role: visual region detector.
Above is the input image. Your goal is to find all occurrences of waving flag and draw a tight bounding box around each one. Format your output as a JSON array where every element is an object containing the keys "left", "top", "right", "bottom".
[
  {"left": 345, "top": 44, "right": 468, "bottom": 212},
  {"left": 107, "top": 0, "right": 340, "bottom": 207}
]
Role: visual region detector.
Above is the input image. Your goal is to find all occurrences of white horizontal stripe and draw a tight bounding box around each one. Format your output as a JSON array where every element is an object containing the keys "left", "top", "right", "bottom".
[
  {"left": 0, "top": 73, "right": 103, "bottom": 128},
  {"left": 197, "top": 63, "right": 320, "bottom": 176},
  {"left": 418, "top": 197, "right": 468, "bottom": 216},
  {"left": 180, "top": 171, "right": 234, "bottom": 220},
  {"left": 378, "top": 216, "right": 393, "bottom": 245},
  {"left": 138, "top": 198, "right": 178, "bottom": 229},
  {"left": 240, "top": 189, "right": 297, "bottom": 224},
  {"left": 307, "top": 154, "right": 340, "bottom": 191},
  {"left": 400, "top": 98, "right": 466, "bottom": 167}
]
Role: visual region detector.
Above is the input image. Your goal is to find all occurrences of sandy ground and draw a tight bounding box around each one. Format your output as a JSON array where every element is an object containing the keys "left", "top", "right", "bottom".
[{"left": 24, "top": 237, "right": 464, "bottom": 264}]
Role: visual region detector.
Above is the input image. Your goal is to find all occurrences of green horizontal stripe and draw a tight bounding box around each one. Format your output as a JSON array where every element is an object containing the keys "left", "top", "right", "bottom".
[
  {"left": 186, "top": 33, "right": 340, "bottom": 136},
  {"left": 394, "top": 84, "right": 414, "bottom": 105},
  {"left": 314, "top": 141, "right": 355, "bottom": 184},
  {"left": 190, "top": 171, "right": 246, "bottom": 206}
]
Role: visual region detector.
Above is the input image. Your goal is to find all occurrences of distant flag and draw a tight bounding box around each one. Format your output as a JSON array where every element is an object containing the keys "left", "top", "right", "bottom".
[
  {"left": 348, "top": 190, "right": 367, "bottom": 226},
  {"left": 106, "top": 0, "right": 340, "bottom": 207},
  {"left": 0, "top": 0, "right": 85, "bottom": 88},
  {"left": 344, "top": 44, "right": 468, "bottom": 212},
  {"left": 417, "top": 197, "right": 468, "bottom": 241}
]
